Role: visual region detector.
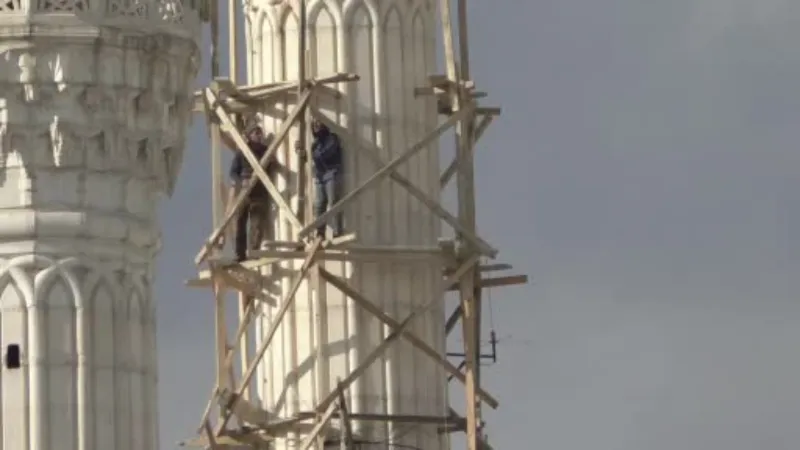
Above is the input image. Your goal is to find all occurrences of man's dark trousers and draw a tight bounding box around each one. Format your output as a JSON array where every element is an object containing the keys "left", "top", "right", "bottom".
[
  {"left": 313, "top": 171, "right": 344, "bottom": 238},
  {"left": 235, "top": 195, "right": 271, "bottom": 261}
]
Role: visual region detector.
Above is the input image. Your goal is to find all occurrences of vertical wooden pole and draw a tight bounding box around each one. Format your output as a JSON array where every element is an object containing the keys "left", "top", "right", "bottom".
[
  {"left": 227, "top": 0, "right": 252, "bottom": 404},
  {"left": 212, "top": 274, "right": 229, "bottom": 421},
  {"left": 210, "top": 0, "right": 222, "bottom": 230},
  {"left": 456, "top": 0, "right": 484, "bottom": 441},
  {"left": 297, "top": 0, "right": 308, "bottom": 229},
  {"left": 210, "top": 3, "right": 231, "bottom": 425},
  {"left": 228, "top": 0, "right": 239, "bottom": 85},
  {"left": 438, "top": 0, "right": 480, "bottom": 448}
]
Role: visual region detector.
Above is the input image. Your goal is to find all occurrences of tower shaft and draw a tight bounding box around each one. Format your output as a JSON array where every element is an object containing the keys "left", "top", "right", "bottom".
[{"left": 246, "top": 1, "right": 448, "bottom": 448}]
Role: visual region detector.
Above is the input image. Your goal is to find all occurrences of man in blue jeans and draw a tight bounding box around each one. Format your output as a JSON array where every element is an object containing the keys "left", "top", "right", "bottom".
[{"left": 297, "top": 119, "right": 344, "bottom": 238}]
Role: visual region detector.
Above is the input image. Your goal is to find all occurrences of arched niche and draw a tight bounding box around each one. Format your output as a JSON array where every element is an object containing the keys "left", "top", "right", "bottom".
[
  {"left": 0, "top": 278, "right": 29, "bottom": 448},
  {"left": 41, "top": 277, "right": 78, "bottom": 450}
]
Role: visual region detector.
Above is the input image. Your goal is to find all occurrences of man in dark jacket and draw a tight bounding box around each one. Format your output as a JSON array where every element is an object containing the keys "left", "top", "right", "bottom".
[
  {"left": 227, "top": 122, "right": 275, "bottom": 261},
  {"left": 297, "top": 119, "right": 345, "bottom": 238}
]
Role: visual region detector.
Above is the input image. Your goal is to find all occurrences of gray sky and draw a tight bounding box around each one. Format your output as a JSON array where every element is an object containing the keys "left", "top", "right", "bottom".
[{"left": 155, "top": 1, "right": 800, "bottom": 448}]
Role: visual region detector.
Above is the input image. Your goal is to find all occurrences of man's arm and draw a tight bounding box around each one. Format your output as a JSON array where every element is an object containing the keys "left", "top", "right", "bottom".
[{"left": 227, "top": 153, "right": 244, "bottom": 212}]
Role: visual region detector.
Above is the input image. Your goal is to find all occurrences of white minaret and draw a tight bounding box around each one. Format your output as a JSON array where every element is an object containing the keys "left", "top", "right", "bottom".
[
  {"left": 0, "top": 2, "right": 201, "bottom": 449},
  {"left": 246, "top": 0, "right": 447, "bottom": 449}
]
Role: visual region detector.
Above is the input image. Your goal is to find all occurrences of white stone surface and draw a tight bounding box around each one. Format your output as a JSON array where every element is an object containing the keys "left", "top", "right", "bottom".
[
  {"left": 0, "top": 2, "right": 201, "bottom": 449},
  {"left": 246, "top": 1, "right": 448, "bottom": 449}
]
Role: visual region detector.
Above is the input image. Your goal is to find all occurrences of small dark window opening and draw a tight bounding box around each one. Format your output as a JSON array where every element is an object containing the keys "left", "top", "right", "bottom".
[{"left": 5, "top": 344, "right": 20, "bottom": 369}]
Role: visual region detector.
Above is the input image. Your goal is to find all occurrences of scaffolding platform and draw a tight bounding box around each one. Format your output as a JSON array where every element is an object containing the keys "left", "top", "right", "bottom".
[{"left": 182, "top": 1, "right": 527, "bottom": 449}]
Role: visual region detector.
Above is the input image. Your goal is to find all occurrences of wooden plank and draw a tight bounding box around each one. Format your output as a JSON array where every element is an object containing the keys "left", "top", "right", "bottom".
[
  {"left": 310, "top": 110, "right": 496, "bottom": 257},
  {"left": 237, "top": 292, "right": 251, "bottom": 402},
  {"left": 298, "top": 104, "right": 475, "bottom": 239},
  {"left": 215, "top": 239, "right": 323, "bottom": 434},
  {"left": 445, "top": 278, "right": 530, "bottom": 333},
  {"left": 298, "top": 400, "right": 339, "bottom": 450},
  {"left": 336, "top": 381, "right": 353, "bottom": 450},
  {"left": 184, "top": 427, "right": 272, "bottom": 448},
  {"left": 190, "top": 73, "right": 360, "bottom": 112},
  {"left": 196, "top": 296, "right": 259, "bottom": 433},
  {"left": 446, "top": 274, "right": 528, "bottom": 291},
  {"left": 203, "top": 419, "right": 219, "bottom": 450},
  {"left": 195, "top": 89, "right": 313, "bottom": 265},
  {"left": 227, "top": 0, "right": 238, "bottom": 84},
  {"left": 319, "top": 268, "right": 499, "bottom": 407},
  {"left": 212, "top": 272, "right": 229, "bottom": 416},
  {"left": 440, "top": 112, "right": 494, "bottom": 188},
  {"left": 217, "top": 388, "right": 270, "bottom": 428}
]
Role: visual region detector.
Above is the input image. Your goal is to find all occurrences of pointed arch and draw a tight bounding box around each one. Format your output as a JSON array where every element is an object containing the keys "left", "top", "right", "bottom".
[
  {"left": 0, "top": 259, "right": 29, "bottom": 449},
  {"left": 380, "top": 0, "right": 408, "bottom": 28},
  {"left": 308, "top": 0, "right": 343, "bottom": 26},
  {"left": 280, "top": 8, "right": 300, "bottom": 81},
  {"left": 407, "top": 1, "right": 431, "bottom": 44},
  {"left": 0, "top": 256, "right": 34, "bottom": 305},
  {"left": 33, "top": 256, "right": 82, "bottom": 308},
  {"left": 342, "top": 0, "right": 378, "bottom": 30},
  {"left": 309, "top": 1, "right": 340, "bottom": 78}
]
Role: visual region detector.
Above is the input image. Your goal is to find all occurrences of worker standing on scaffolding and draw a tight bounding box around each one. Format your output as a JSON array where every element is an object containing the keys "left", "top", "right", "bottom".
[
  {"left": 296, "top": 118, "right": 344, "bottom": 239},
  {"left": 225, "top": 120, "right": 275, "bottom": 262}
]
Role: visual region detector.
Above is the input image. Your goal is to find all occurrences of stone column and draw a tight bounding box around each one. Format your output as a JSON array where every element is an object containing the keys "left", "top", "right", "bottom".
[{"left": 0, "top": 2, "right": 202, "bottom": 449}]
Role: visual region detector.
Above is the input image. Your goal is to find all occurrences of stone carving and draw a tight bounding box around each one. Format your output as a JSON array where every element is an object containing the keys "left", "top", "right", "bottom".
[
  {"left": 136, "top": 137, "right": 149, "bottom": 164},
  {"left": 17, "top": 52, "right": 37, "bottom": 103},
  {"left": 0, "top": 0, "right": 19, "bottom": 12},
  {"left": 157, "top": 0, "right": 184, "bottom": 23},
  {"left": 135, "top": 90, "right": 158, "bottom": 126},
  {"left": 80, "top": 86, "right": 115, "bottom": 118},
  {"left": 0, "top": 124, "right": 8, "bottom": 170},
  {"left": 85, "top": 131, "right": 106, "bottom": 164},
  {"left": 151, "top": 58, "right": 170, "bottom": 99},
  {"left": 47, "top": 121, "right": 110, "bottom": 167},
  {"left": 0, "top": 254, "right": 148, "bottom": 309},
  {"left": 108, "top": 0, "right": 149, "bottom": 18},
  {"left": 39, "top": 0, "right": 88, "bottom": 11},
  {"left": 48, "top": 120, "right": 67, "bottom": 167}
]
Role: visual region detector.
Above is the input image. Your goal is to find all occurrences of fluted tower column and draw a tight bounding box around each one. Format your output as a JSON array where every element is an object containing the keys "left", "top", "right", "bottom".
[
  {"left": 246, "top": 1, "right": 447, "bottom": 449},
  {"left": 0, "top": 1, "right": 202, "bottom": 449}
]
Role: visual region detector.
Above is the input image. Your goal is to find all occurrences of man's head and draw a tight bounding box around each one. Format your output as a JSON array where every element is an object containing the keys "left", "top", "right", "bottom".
[
  {"left": 245, "top": 123, "right": 264, "bottom": 143},
  {"left": 311, "top": 118, "right": 328, "bottom": 137}
]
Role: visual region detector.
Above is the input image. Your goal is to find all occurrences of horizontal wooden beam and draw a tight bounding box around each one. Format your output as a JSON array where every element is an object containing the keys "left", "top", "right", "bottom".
[
  {"left": 445, "top": 274, "right": 528, "bottom": 291},
  {"left": 249, "top": 245, "right": 444, "bottom": 260},
  {"left": 292, "top": 411, "right": 463, "bottom": 426},
  {"left": 217, "top": 388, "right": 271, "bottom": 428},
  {"left": 427, "top": 74, "right": 475, "bottom": 90},
  {"left": 192, "top": 72, "right": 359, "bottom": 112}
]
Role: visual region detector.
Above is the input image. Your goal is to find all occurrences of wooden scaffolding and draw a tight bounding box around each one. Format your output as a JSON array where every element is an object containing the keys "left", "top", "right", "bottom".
[{"left": 180, "top": 1, "right": 527, "bottom": 449}]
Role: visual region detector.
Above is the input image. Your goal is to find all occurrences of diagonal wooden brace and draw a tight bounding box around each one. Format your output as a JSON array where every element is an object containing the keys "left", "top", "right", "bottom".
[
  {"left": 195, "top": 88, "right": 314, "bottom": 265},
  {"left": 196, "top": 294, "right": 259, "bottom": 433},
  {"left": 440, "top": 112, "right": 495, "bottom": 188},
  {"left": 298, "top": 104, "right": 477, "bottom": 239},
  {"left": 206, "top": 88, "right": 301, "bottom": 231},
  {"left": 313, "top": 254, "right": 488, "bottom": 412},
  {"left": 318, "top": 267, "right": 499, "bottom": 407},
  {"left": 215, "top": 239, "right": 324, "bottom": 434},
  {"left": 298, "top": 398, "right": 340, "bottom": 450},
  {"left": 310, "top": 110, "right": 497, "bottom": 258}
]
